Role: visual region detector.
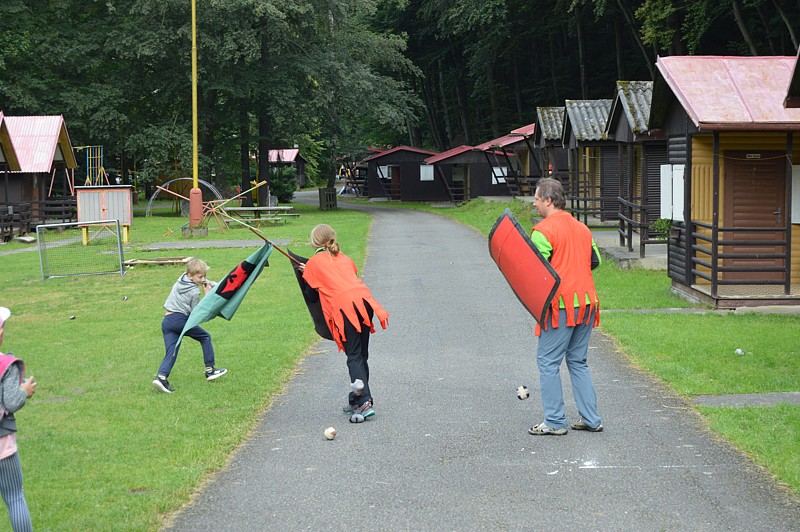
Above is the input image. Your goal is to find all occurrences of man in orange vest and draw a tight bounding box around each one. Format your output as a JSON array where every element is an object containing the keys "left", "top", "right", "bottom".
[{"left": 528, "top": 178, "right": 603, "bottom": 436}]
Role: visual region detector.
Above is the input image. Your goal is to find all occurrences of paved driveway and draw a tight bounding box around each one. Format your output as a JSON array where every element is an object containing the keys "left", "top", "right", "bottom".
[{"left": 167, "top": 195, "right": 799, "bottom": 530}]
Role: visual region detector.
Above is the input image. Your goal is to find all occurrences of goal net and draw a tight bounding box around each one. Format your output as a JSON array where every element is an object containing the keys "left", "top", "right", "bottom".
[{"left": 37, "top": 220, "right": 125, "bottom": 279}]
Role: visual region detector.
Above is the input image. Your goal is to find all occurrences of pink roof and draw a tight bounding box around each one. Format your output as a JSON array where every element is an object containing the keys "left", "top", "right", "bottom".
[
  {"left": 363, "top": 145, "right": 438, "bottom": 162},
  {"left": 268, "top": 149, "right": 300, "bottom": 163},
  {"left": 424, "top": 145, "right": 474, "bottom": 164},
  {"left": 473, "top": 134, "right": 526, "bottom": 151},
  {"left": 509, "top": 123, "right": 535, "bottom": 136},
  {"left": 656, "top": 55, "right": 800, "bottom": 130},
  {"left": 4, "top": 115, "right": 76, "bottom": 172}
]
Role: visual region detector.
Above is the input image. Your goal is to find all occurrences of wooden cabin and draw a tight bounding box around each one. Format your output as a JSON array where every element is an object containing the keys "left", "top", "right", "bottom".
[
  {"left": 606, "top": 81, "right": 668, "bottom": 255},
  {"left": 1, "top": 115, "right": 78, "bottom": 234},
  {"left": 533, "top": 107, "right": 569, "bottom": 185},
  {"left": 473, "top": 122, "right": 539, "bottom": 197},
  {"left": 363, "top": 146, "right": 440, "bottom": 201},
  {"left": 649, "top": 55, "right": 800, "bottom": 307},
  {"left": 0, "top": 112, "right": 21, "bottom": 240},
  {"left": 425, "top": 145, "right": 512, "bottom": 202},
  {"left": 268, "top": 148, "right": 308, "bottom": 188},
  {"left": 562, "top": 99, "right": 615, "bottom": 223}
]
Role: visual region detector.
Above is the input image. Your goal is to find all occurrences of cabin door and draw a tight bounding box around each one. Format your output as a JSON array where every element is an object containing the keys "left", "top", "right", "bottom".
[{"left": 723, "top": 151, "right": 786, "bottom": 281}]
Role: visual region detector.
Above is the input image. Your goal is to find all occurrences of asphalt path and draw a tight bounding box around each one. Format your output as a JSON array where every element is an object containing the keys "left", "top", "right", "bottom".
[{"left": 167, "top": 194, "right": 799, "bottom": 531}]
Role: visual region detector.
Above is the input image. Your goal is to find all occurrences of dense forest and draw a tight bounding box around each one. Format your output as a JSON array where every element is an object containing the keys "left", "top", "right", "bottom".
[{"left": 1, "top": 0, "right": 799, "bottom": 196}]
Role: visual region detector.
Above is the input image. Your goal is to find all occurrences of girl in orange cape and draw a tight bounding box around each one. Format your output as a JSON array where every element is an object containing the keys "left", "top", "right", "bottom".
[{"left": 299, "top": 224, "right": 388, "bottom": 422}]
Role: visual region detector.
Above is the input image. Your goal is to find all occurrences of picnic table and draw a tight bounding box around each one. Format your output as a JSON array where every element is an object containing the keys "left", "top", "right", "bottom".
[{"left": 221, "top": 205, "right": 297, "bottom": 225}]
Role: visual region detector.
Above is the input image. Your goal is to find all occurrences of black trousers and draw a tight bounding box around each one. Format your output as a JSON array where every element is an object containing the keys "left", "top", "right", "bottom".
[{"left": 342, "top": 303, "right": 374, "bottom": 406}]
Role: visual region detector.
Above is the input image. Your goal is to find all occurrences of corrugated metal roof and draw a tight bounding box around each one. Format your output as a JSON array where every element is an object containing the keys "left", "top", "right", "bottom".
[
  {"left": 536, "top": 107, "right": 564, "bottom": 140},
  {"left": 473, "top": 134, "right": 526, "bottom": 151},
  {"left": 0, "top": 112, "right": 21, "bottom": 170},
  {"left": 4, "top": 115, "right": 77, "bottom": 172},
  {"left": 509, "top": 122, "right": 535, "bottom": 137},
  {"left": 656, "top": 55, "right": 800, "bottom": 130},
  {"left": 363, "top": 145, "right": 438, "bottom": 162},
  {"left": 614, "top": 81, "right": 652, "bottom": 134},
  {"left": 563, "top": 99, "right": 612, "bottom": 141},
  {"left": 424, "top": 145, "right": 474, "bottom": 164}
]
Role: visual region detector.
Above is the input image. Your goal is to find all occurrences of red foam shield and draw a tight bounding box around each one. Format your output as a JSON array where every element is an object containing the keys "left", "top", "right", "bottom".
[{"left": 488, "top": 209, "right": 560, "bottom": 325}]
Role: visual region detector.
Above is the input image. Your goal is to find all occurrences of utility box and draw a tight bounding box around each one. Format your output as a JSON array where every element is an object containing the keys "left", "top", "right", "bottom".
[{"left": 76, "top": 186, "right": 133, "bottom": 243}]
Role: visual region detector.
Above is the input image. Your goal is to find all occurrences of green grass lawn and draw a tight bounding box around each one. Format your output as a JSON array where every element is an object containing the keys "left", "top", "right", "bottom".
[
  {"left": 0, "top": 204, "right": 372, "bottom": 530},
  {"left": 1, "top": 196, "right": 797, "bottom": 529}
]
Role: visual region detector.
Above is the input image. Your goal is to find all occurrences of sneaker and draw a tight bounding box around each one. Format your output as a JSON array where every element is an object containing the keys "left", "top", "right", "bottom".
[
  {"left": 528, "top": 422, "right": 567, "bottom": 436},
  {"left": 152, "top": 376, "right": 174, "bottom": 393},
  {"left": 571, "top": 419, "right": 603, "bottom": 432},
  {"left": 205, "top": 367, "right": 227, "bottom": 381},
  {"left": 354, "top": 401, "right": 375, "bottom": 419},
  {"left": 343, "top": 403, "right": 357, "bottom": 414}
]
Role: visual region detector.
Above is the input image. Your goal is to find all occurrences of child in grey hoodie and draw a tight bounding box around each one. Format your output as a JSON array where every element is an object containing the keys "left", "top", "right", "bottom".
[{"left": 152, "top": 259, "right": 227, "bottom": 393}]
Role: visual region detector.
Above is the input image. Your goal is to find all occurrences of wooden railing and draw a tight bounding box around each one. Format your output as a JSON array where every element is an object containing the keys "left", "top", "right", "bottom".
[
  {"left": 617, "top": 196, "right": 665, "bottom": 258},
  {"left": 689, "top": 220, "right": 789, "bottom": 296}
]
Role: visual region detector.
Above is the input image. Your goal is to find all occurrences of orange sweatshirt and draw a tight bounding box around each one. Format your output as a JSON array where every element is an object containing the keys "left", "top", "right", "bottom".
[
  {"left": 532, "top": 210, "right": 600, "bottom": 334},
  {"left": 302, "top": 251, "right": 389, "bottom": 351}
]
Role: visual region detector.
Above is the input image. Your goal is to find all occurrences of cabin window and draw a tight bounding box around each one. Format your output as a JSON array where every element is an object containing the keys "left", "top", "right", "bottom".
[
  {"left": 453, "top": 166, "right": 466, "bottom": 182},
  {"left": 420, "top": 165, "right": 434, "bottom": 182},
  {"left": 491, "top": 166, "right": 507, "bottom": 184}
]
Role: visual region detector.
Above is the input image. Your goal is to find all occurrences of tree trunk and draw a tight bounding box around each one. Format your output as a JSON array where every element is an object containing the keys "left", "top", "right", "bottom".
[
  {"left": 772, "top": 0, "right": 798, "bottom": 50},
  {"left": 732, "top": 0, "right": 759, "bottom": 55},
  {"left": 257, "top": 112, "right": 271, "bottom": 206},
  {"left": 438, "top": 59, "right": 454, "bottom": 146},
  {"left": 239, "top": 105, "right": 253, "bottom": 207},
  {"left": 486, "top": 60, "right": 500, "bottom": 138},
  {"left": 513, "top": 59, "right": 523, "bottom": 124},
  {"left": 422, "top": 73, "right": 446, "bottom": 151},
  {"left": 455, "top": 74, "right": 472, "bottom": 145},
  {"left": 614, "top": 17, "right": 626, "bottom": 82},
  {"left": 575, "top": 6, "right": 587, "bottom": 99},
  {"left": 616, "top": 0, "right": 653, "bottom": 77},
  {"left": 755, "top": 4, "right": 776, "bottom": 54},
  {"left": 548, "top": 34, "right": 560, "bottom": 103}
]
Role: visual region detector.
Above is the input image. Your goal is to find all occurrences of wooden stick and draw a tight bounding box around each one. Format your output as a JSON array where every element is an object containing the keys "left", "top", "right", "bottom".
[{"left": 219, "top": 212, "right": 301, "bottom": 265}]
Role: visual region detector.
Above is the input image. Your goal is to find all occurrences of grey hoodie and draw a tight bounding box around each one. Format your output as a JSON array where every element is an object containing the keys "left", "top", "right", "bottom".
[{"left": 163, "top": 274, "right": 209, "bottom": 315}]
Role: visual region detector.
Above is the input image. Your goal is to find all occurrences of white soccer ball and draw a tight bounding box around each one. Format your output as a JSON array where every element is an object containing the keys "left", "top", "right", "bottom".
[
  {"left": 324, "top": 427, "right": 336, "bottom": 440},
  {"left": 517, "top": 385, "right": 530, "bottom": 400},
  {"left": 734, "top": 348, "right": 745, "bottom": 355}
]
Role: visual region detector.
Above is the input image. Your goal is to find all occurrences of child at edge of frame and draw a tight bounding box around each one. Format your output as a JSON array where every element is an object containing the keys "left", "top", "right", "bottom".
[
  {"left": 152, "top": 258, "right": 227, "bottom": 393},
  {"left": 0, "top": 306, "right": 36, "bottom": 532}
]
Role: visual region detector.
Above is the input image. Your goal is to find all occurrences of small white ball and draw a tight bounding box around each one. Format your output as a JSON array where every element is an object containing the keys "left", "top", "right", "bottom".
[
  {"left": 324, "top": 427, "right": 336, "bottom": 440},
  {"left": 517, "top": 385, "right": 530, "bottom": 400},
  {"left": 734, "top": 348, "right": 745, "bottom": 355}
]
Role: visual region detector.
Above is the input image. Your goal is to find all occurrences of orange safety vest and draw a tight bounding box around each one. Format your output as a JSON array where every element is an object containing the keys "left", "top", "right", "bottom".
[
  {"left": 532, "top": 210, "right": 600, "bottom": 334},
  {"left": 302, "top": 251, "right": 389, "bottom": 351}
]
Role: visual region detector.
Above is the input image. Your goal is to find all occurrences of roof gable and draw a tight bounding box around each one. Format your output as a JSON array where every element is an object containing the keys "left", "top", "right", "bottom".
[
  {"left": 607, "top": 81, "right": 653, "bottom": 136},
  {"left": 563, "top": 99, "right": 613, "bottom": 142},
  {"left": 654, "top": 55, "right": 800, "bottom": 130},
  {"left": 0, "top": 112, "right": 21, "bottom": 170},
  {"left": 785, "top": 49, "right": 800, "bottom": 108},
  {"left": 4, "top": 115, "right": 77, "bottom": 172},
  {"left": 535, "top": 107, "right": 565, "bottom": 142}
]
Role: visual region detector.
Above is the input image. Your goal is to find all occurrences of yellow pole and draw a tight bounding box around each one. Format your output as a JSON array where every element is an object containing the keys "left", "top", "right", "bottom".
[{"left": 189, "top": 0, "right": 203, "bottom": 227}]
